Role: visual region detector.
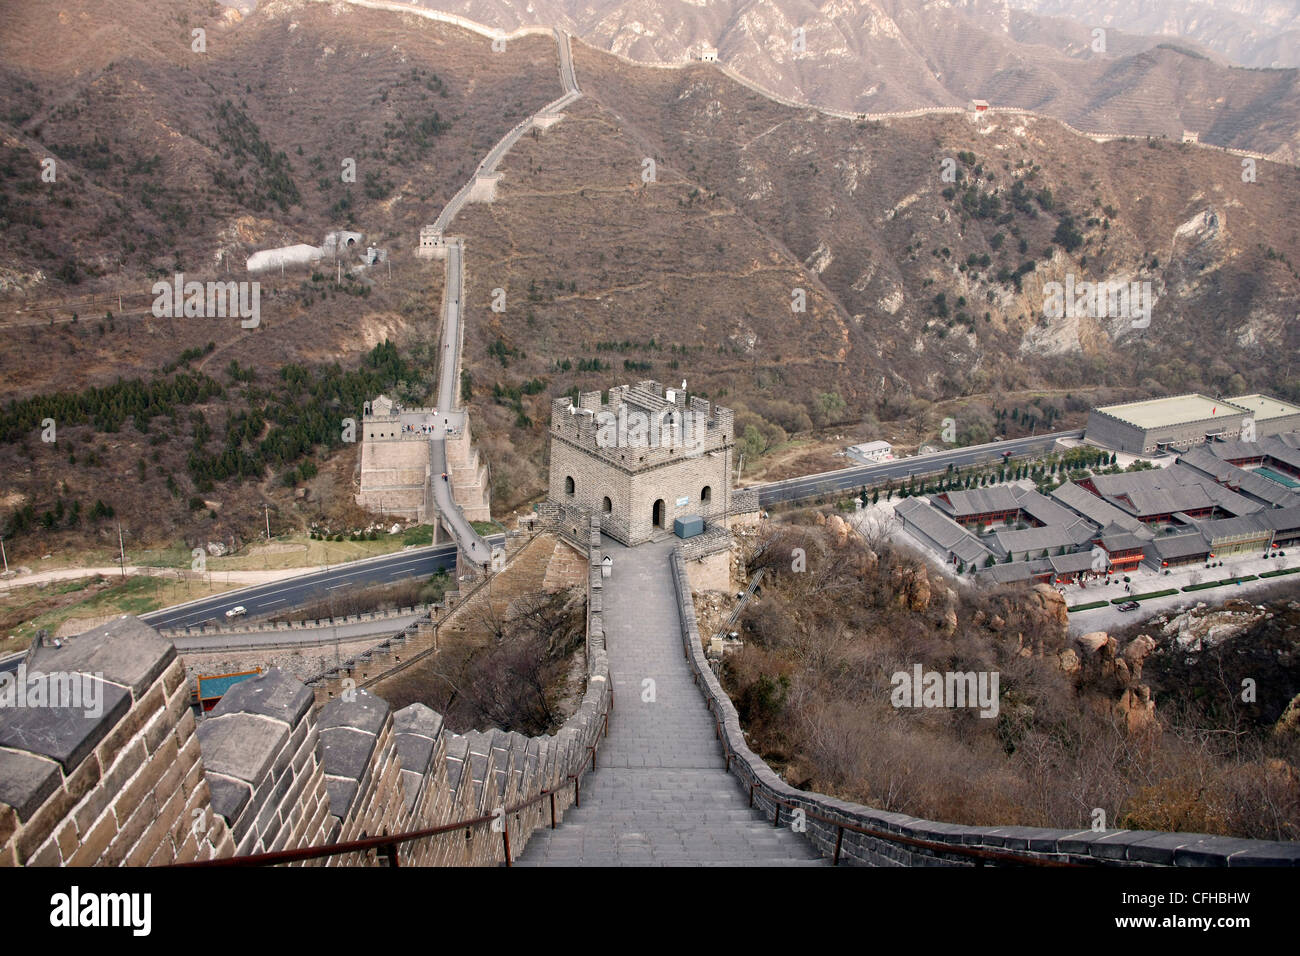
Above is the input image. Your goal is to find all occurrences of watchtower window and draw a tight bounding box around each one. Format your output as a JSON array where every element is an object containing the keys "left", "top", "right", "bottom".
[
  {"left": 602, "top": 496, "right": 612, "bottom": 513},
  {"left": 565, "top": 476, "right": 575, "bottom": 495},
  {"left": 701, "top": 485, "right": 712, "bottom": 503}
]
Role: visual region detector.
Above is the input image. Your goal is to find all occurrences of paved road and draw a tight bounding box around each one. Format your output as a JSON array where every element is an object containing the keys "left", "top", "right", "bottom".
[
  {"left": 4, "top": 30, "right": 588, "bottom": 653},
  {"left": 1064, "top": 551, "right": 1298, "bottom": 636},
  {"left": 137, "top": 536, "right": 503, "bottom": 631},
  {"left": 755, "top": 430, "right": 1083, "bottom": 507},
  {"left": 132, "top": 431, "right": 1075, "bottom": 630},
  {"left": 516, "top": 538, "right": 824, "bottom": 866}
]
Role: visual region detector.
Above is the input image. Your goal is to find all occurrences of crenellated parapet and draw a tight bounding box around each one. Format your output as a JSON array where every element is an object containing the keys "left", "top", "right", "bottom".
[
  {"left": 548, "top": 380, "right": 734, "bottom": 473},
  {"left": 0, "top": 521, "right": 612, "bottom": 867},
  {"left": 0, "top": 618, "right": 235, "bottom": 866},
  {"left": 547, "top": 381, "right": 735, "bottom": 545}
]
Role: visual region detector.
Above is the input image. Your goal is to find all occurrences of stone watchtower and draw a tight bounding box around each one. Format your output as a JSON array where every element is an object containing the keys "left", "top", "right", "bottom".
[{"left": 547, "top": 381, "right": 735, "bottom": 546}]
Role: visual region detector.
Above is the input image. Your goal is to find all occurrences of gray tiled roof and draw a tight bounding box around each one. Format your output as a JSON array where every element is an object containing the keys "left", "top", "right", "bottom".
[
  {"left": 1050, "top": 482, "right": 1144, "bottom": 531},
  {"left": 991, "top": 520, "right": 1093, "bottom": 556},
  {"left": 931, "top": 486, "right": 1021, "bottom": 518},
  {"left": 1255, "top": 504, "right": 1300, "bottom": 532},
  {"left": 1100, "top": 532, "right": 1147, "bottom": 553},
  {"left": 895, "top": 497, "right": 993, "bottom": 564},
  {"left": 1175, "top": 450, "right": 1296, "bottom": 507},
  {"left": 1090, "top": 469, "right": 1262, "bottom": 519},
  {"left": 1050, "top": 551, "right": 1099, "bottom": 573},
  {"left": 1012, "top": 486, "right": 1086, "bottom": 527},
  {"left": 977, "top": 558, "right": 1052, "bottom": 584},
  {"left": 1150, "top": 532, "right": 1210, "bottom": 560},
  {"left": 1206, "top": 438, "right": 1263, "bottom": 461},
  {"left": 1262, "top": 436, "right": 1300, "bottom": 472},
  {"left": 1193, "top": 514, "right": 1272, "bottom": 543}
]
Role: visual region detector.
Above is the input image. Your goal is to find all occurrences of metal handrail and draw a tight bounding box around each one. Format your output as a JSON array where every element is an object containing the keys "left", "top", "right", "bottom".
[{"left": 712, "top": 568, "right": 763, "bottom": 645}]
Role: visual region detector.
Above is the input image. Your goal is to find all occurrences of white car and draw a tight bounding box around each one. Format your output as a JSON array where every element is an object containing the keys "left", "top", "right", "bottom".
[{"left": 225, "top": 606, "right": 247, "bottom": 619}]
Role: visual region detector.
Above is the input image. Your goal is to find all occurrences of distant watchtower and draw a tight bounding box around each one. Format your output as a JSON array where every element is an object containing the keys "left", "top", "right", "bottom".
[
  {"left": 547, "top": 381, "right": 735, "bottom": 545},
  {"left": 416, "top": 225, "right": 446, "bottom": 258}
]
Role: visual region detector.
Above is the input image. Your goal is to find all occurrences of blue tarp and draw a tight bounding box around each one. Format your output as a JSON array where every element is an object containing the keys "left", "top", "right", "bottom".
[{"left": 196, "top": 670, "right": 261, "bottom": 702}]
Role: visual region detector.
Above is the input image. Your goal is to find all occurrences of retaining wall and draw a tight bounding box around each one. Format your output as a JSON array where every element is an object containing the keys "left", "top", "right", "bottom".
[{"left": 667, "top": 548, "right": 1300, "bottom": 867}]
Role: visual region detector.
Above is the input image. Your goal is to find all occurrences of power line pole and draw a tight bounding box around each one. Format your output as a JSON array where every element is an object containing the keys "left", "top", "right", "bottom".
[
  {"left": 116, "top": 521, "right": 126, "bottom": 579},
  {"left": 265, "top": 504, "right": 271, "bottom": 541}
]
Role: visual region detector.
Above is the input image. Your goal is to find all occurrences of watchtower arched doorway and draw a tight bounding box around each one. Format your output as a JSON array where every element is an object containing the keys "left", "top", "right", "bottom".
[{"left": 652, "top": 498, "right": 665, "bottom": 528}]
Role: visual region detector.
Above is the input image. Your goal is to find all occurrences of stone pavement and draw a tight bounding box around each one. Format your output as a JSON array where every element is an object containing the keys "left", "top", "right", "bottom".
[{"left": 516, "top": 537, "right": 825, "bottom": 866}]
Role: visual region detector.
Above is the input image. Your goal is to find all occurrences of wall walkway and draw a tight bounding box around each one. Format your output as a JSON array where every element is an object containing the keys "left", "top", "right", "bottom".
[{"left": 515, "top": 537, "right": 824, "bottom": 865}]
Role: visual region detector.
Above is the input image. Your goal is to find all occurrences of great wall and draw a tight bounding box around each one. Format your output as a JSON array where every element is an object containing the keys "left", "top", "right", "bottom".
[
  {"left": 2, "top": 1, "right": 1297, "bottom": 868},
  {"left": 4, "top": 509, "right": 1298, "bottom": 866}
]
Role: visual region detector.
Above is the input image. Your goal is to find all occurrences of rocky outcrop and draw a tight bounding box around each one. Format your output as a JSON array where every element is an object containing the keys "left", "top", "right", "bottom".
[
  {"left": 1029, "top": 583, "right": 1069, "bottom": 635},
  {"left": 1064, "top": 630, "right": 1160, "bottom": 733},
  {"left": 1160, "top": 601, "right": 1268, "bottom": 652},
  {"left": 824, "top": 513, "right": 861, "bottom": 550},
  {"left": 891, "top": 561, "right": 931, "bottom": 612},
  {"left": 1122, "top": 635, "right": 1158, "bottom": 682},
  {"left": 1276, "top": 694, "right": 1300, "bottom": 739},
  {"left": 1115, "top": 685, "right": 1157, "bottom": 734}
]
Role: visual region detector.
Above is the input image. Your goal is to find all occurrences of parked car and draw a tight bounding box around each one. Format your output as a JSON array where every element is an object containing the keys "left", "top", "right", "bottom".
[
  {"left": 1117, "top": 601, "right": 1139, "bottom": 612},
  {"left": 225, "top": 606, "right": 247, "bottom": 619}
]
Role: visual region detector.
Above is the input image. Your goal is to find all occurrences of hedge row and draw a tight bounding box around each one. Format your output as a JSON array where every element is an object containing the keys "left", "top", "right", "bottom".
[
  {"left": 1109, "top": 588, "right": 1180, "bottom": 604},
  {"left": 1258, "top": 566, "right": 1300, "bottom": 579},
  {"left": 1067, "top": 600, "right": 1109, "bottom": 612},
  {"left": 1181, "top": 575, "right": 1259, "bottom": 592}
]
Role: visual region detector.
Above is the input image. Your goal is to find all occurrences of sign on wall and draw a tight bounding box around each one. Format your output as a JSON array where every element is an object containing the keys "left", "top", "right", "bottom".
[{"left": 676, "top": 496, "right": 689, "bottom": 507}]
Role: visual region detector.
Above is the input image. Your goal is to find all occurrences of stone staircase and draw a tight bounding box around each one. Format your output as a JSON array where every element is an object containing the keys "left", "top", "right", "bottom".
[
  {"left": 516, "top": 537, "right": 825, "bottom": 866},
  {"left": 514, "top": 769, "right": 826, "bottom": 866}
]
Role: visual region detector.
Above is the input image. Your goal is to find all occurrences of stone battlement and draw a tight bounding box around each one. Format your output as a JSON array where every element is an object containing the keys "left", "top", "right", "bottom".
[
  {"left": 547, "top": 381, "right": 736, "bottom": 546},
  {"left": 0, "top": 518, "right": 611, "bottom": 867},
  {"left": 549, "top": 380, "right": 734, "bottom": 473}
]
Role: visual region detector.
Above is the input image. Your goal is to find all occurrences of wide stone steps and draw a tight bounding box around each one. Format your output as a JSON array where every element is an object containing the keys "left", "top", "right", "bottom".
[
  {"left": 516, "top": 768, "right": 826, "bottom": 865},
  {"left": 515, "top": 535, "right": 829, "bottom": 867}
]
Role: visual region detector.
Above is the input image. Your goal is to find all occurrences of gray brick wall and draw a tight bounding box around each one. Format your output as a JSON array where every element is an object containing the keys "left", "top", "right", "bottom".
[
  {"left": 1, "top": 521, "right": 614, "bottom": 868},
  {"left": 547, "top": 384, "right": 733, "bottom": 545},
  {"left": 665, "top": 547, "right": 1300, "bottom": 868}
]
